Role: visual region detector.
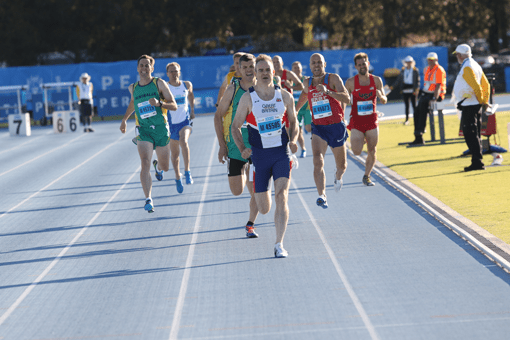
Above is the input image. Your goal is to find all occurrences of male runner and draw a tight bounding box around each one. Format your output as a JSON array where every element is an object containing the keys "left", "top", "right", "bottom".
[
  {"left": 296, "top": 53, "right": 350, "bottom": 208},
  {"left": 119, "top": 55, "right": 177, "bottom": 213},
  {"left": 292, "top": 61, "right": 312, "bottom": 158},
  {"left": 345, "top": 52, "right": 387, "bottom": 186},
  {"left": 216, "top": 52, "right": 245, "bottom": 107},
  {"left": 154, "top": 62, "right": 195, "bottom": 193},
  {"left": 232, "top": 54, "right": 298, "bottom": 258},
  {"left": 214, "top": 53, "right": 260, "bottom": 238},
  {"left": 272, "top": 55, "right": 303, "bottom": 95}
]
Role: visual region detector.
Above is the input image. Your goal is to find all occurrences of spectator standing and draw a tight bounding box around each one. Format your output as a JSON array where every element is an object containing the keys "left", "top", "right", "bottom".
[
  {"left": 76, "top": 73, "right": 94, "bottom": 132},
  {"left": 391, "top": 56, "right": 420, "bottom": 125}
]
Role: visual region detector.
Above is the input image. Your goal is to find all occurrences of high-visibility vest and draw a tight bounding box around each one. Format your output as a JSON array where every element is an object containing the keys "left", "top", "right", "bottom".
[{"left": 423, "top": 64, "right": 446, "bottom": 98}]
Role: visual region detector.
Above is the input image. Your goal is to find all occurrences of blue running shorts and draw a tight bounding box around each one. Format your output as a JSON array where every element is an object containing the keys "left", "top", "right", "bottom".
[
  {"left": 311, "top": 121, "right": 348, "bottom": 148},
  {"left": 170, "top": 118, "right": 192, "bottom": 141},
  {"left": 251, "top": 145, "right": 291, "bottom": 193}
]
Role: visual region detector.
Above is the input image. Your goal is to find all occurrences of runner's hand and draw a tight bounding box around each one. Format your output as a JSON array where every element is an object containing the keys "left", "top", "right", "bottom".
[
  {"left": 120, "top": 120, "right": 127, "bottom": 133},
  {"left": 289, "top": 142, "right": 298, "bottom": 154},
  {"left": 241, "top": 148, "right": 252, "bottom": 160},
  {"left": 218, "top": 145, "right": 228, "bottom": 164}
]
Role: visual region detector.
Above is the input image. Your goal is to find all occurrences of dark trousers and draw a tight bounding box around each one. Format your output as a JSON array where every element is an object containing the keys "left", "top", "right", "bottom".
[
  {"left": 80, "top": 100, "right": 92, "bottom": 126},
  {"left": 402, "top": 92, "right": 416, "bottom": 121},
  {"left": 414, "top": 93, "right": 434, "bottom": 137},
  {"left": 461, "top": 104, "right": 484, "bottom": 166}
]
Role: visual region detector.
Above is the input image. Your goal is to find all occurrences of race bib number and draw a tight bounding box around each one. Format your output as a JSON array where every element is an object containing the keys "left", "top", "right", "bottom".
[
  {"left": 175, "top": 96, "right": 186, "bottom": 106},
  {"left": 311, "top": 98, "right": 332, "bottom": 119},
  {"left": 138, "top": 101, "right": 157, "bottom": 119},
  {"left": 257, "top": 115, "right": 282, "bottom": 138},
  {"left": 357, "top": 100, "right": 374, "bottom": 116}
]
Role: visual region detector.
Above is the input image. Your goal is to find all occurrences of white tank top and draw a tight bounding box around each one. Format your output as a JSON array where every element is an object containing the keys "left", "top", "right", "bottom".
[
  {"left": 168, "top": 81, "right": 189, "bottom": 124},
  {"left": 249, "top": 86, "right": 286, "bottom": 149},
  {"left": 77, "top": 82, "right": 93, "bottom": 102}
]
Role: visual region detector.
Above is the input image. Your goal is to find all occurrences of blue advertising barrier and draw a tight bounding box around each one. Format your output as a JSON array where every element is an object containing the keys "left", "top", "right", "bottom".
[{"left": 0, "top": 46, "right": 447, "bottom": 121}]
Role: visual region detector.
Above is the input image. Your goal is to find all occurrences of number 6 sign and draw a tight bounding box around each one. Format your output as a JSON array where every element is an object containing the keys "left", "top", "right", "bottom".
[{"left": 53, "top": 111, "right": 79, "bottom": 134}]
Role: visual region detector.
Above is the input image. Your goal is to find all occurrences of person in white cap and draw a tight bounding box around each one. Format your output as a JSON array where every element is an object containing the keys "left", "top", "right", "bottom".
[
  {"left": 452, "top": 43, "right": 491, "bottom": 171},
  {"left": 390, "top": 56, "right": 420, "bottom": 125},
  {"left": 76, "top": 73, "right": 94, "bottom": 132},
  {"left": 410, "top": 52, "right": 446, "bottom": 145}
]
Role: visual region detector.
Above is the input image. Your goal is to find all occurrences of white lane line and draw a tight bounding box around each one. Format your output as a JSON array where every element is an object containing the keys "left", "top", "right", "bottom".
[
  {"left": 0, "top": 165, "right": 140, "bottom": 326},
  {"left": 169, "top": 138, "right": 217, "bottom": 340},
  {"left": 291, "top": 179, "right": 381, "bottom": 340},
  {"left": 0, "top": 131, "right": 51, "bottom": 156},
  {"left": 0, "top": 128, "right": 134, "bottom": 221},
  {"left": 350, "top": 151, "right": 510, "bottom": 273},
  {"left": 0, "top": 133, "right": 87, "bottom": 178}
]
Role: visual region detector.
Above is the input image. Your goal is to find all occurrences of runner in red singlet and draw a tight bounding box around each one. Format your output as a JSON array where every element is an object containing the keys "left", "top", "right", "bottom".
[
  {"left": 272, "top": 55, "right": 303, "bottom": 95},
  {"left": 295, "top": 53, "right": 351, "bottom": 209},
  {"left": 345, "top": 52, "right": 387, "bottom": 187}
]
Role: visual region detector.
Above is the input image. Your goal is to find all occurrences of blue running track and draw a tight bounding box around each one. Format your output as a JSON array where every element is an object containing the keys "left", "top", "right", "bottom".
[{"left": 1, "top": 115, "right": 510, "bottom": 340}]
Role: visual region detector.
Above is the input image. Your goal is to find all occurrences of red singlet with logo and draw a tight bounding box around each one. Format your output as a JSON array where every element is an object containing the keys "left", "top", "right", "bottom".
[
  {"left": 347, "top": 74, "right": 378, "bottom": 132},
  {"left": 307, "top": 74, "right": 344, "bottom": 126},
  {"left": 280, "top": 70, "right": 293, "bottom": 94}
]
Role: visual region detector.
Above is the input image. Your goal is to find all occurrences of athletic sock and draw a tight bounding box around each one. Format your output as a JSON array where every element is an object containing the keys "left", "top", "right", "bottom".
[{"left": 246, "top": 221, "right": 254, "bottom": 227}]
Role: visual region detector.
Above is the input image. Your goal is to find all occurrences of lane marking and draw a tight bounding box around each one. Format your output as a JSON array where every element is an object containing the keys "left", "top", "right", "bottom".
[
  {"left": 0, "top": 128, "right": 134, "bottom": 221},
  {"left": 0, "top": 131, "right": 51, "bottom": 156},
  {"left": 168, "top": 138, "right": 217, "bottom": 340},
  {"left": 349, "top": 152, "right": 510, "bottom": 273},
  {"left": 291, "top": 179, "right": 381, "bottom": 340},
  {"left": 0, "top": 133, "right": 87, "bottom": 178},
  {"left": 0, "top": 165, "right": 141, "bottom": 326}
]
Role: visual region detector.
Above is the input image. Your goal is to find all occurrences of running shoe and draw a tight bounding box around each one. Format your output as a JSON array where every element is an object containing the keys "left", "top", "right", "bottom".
[
  {"left": 362, "top": 175, "right": 375, "bottom": 186},
  {"left": 185, "top": 171, "right": 193, "bottom": 185},
  {"left": 153, "top": 160, "right": 163, "bottom": 181},
  {"left": 274, "top": 243, "right": 288, "bottom": 258},
  {"left": 175, "top": 179, "right": 184, "bottom": 193},
  {"left": 246, "top": 225, "right": 259, "bottom": 238},
  {"left": 88, "top": 127, "right": 94, "bottom": 132},
  {"left": 144, "top": 198, "right": 154, "bottom": 213},
  {"left": 290, "top": 154, "right": 299, "bottom": 170},
  {"left": 300, "top": 149, "right": 307, "bottom": 158},
  {"left": 334, "top": 178, "right": 343, "bottom": 193},
  {"left": 316, "top": 195, "right": 328, "bottom": 209}
]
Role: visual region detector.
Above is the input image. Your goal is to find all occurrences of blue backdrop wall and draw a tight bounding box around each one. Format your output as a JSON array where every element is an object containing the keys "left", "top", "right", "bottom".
[{"left": 0, "top": 46, "right": 447, "bottom": 121}]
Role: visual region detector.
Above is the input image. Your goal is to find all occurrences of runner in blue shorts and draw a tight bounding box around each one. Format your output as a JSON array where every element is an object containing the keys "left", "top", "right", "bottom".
[
  {"left": 232, "top": 54, "right": 298, "bottom": 258},
  {"left": 161, "top": 62, "right": 195, "bottom": 193}
]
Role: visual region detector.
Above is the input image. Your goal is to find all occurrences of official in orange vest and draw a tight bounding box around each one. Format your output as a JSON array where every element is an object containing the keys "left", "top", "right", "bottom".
[{"left": 410, "top": 52, "right": 446, "bottom": 145}]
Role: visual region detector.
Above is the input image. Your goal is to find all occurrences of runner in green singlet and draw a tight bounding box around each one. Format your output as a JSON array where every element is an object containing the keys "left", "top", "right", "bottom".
[
  {"left": 120, "top": 55, "right": 177, "bottom": 213},
  {"left": 214, "top": 53, "right": 260, "bottom": 238}
]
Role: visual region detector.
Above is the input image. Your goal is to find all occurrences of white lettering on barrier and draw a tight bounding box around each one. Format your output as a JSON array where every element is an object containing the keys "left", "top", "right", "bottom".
[
  {"left": 99, "top": 98, "right": 108, "bottom": 109},
  {"left": 331, "top": 64, "right": 342, "bottom": 75},
  {"left": 120, "top": 75, "right": 130, "bottom": 89},
  {"left": 194, "top": 97, "right": 202, "bottom": 109},
  {"left": 35, "top": 102, "right": 43, "bottom": 112},
  {"left": 8, "top": 113, "right": 31, "bottom": 136},
  {"left": 205, "top": 96, "right": 214, "bottom": 108},
  {"left": 111, "top": 97, "right": 119, "bottom": 108},
  {"left": 122, "top": 96, "right": 130, "bottom": 106},
  {"left": 101, "top": 76, "right": 113, "bottom": 90}
]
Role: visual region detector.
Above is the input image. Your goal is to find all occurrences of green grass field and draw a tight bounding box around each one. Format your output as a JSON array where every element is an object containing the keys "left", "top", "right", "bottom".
[{"left": 377, "top": 111, "right": 510, "bottom": 244}]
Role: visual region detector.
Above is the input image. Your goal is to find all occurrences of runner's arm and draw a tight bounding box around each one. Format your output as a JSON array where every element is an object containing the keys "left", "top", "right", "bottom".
[
  {"left": 185, "top": 81, "right": 195, "bottom": 119},
  {"left": 328, "top": 74, "right": 351, "bottom": 104},
  {"left": 214, "top": 85, "right": 236, "bottom": 163},
  {"left": 232, "top": 92, "right": 252, "bottom": 160},
  {"left": 288, "top": 70, "right": 304, "bottom": 91},
  {"left": 283, "top": 91, "right": 299, "bottom": 154},
  {"left": 120, "top": 86, "right": 135, "bottom": 133},
  {"left": 216, "top": 75, "right": 229, "bottom": 107},
  {"left": 295, "top": 78, "right": 309, "bottom": 111},
  {"left": 374, "top": 76, "right": 388, "bottom": 104},
  {"left": 151, "top": 79, "right": 177, "bottom": 111}
]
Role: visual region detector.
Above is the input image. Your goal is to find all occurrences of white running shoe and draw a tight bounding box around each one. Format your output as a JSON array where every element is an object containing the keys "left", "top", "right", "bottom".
[
  {"left": 334, "top": 178, "right": 343, "bottom": 193},
  {"left": 274, "top": 243, "right": 288, "bottom": 258}
]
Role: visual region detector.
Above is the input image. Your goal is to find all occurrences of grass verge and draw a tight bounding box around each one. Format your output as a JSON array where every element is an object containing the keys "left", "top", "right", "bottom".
[{"left": 377, "top": 111, "right": 510, "bottom": 244}]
